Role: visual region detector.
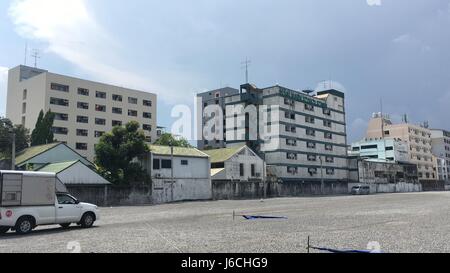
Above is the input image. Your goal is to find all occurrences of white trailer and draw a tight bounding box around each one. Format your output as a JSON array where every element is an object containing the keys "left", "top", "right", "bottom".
[{"left": 0, "top": 171, "right": 100, "bottom": 235}]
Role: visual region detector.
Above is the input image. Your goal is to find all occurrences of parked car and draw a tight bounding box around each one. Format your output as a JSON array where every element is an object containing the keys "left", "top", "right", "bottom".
[
  {"left": 351, "top": 185, "right": 371, "bottom": 195},
  {"left": 0, "top": 171, "right": 100, "bottom": 235}
]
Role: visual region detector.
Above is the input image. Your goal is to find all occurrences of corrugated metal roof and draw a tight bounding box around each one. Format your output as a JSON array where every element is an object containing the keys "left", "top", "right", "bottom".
[
  {"left": 15, "top": 142, "right": 62, "bottom": 165},
  {"left": 37, "top": 161, "right": 79, "bottom": 173},
  {"left": 202, "top": 145, "right": 246, "bottom": 163},
  {"left": 149, "top": 145, "right": 209, "bottom": 158}
]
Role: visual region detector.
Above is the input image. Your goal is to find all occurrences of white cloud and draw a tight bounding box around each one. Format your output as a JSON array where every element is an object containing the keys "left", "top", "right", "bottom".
[
  {"left": 8, "top": 0, "right": 180, "bottom": 103},
  {"left": 0, "top": 66, "right": 8, "bottom": 117},
  {"left": 366, "top": 0, "right": 382, "bottom": 7}
]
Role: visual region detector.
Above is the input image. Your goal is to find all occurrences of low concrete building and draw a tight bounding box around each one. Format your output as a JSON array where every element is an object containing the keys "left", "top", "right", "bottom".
[
  {"left": 348, "top": 157, "right": 421, "bottom": 193},
  {"left": 203, "top": 145, "right": 265, "bottom": 182},
  {"left": 141, "top": 145, "right": 211, "bottom": 204}
]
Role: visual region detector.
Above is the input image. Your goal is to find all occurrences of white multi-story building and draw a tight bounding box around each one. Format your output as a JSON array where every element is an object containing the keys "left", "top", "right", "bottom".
[
  {"left": 198, "top": 84, "right": 349, "bottom": 185},
  {"left": 350, "top": 138, "right": 409, "bottom": 163},
  {"left": 6, "top": 65, "right": 157, "bottom": 162}
]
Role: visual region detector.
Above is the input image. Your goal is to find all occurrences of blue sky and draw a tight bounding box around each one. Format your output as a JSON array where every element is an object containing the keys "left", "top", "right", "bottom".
[{"left": 0, "top": 0, "right": 449, "bottom": 143}]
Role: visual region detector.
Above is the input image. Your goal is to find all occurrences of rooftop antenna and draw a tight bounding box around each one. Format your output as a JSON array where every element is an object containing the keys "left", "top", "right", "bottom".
[
  {"left": 24, "top": 42, "right": 28, "bottom": 66},
  {"left": 31, "top": 49, "right": 41, "bottom": 68},
  {"left": 241, "top": 57, "right": 251, "bottom": 83}
]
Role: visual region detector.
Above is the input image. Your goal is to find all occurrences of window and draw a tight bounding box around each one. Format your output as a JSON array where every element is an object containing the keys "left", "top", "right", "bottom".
[
  {"left": 128, "top": 110, "right": 138, "bottom": 117},
  {"left": 54, "top": 113, "right": 68, "bottom": 121},
  {"left": 325, "top": 144, "right": 333, "bottom": 151},
  {"left": 361, "top": 145, "right": 377, "bottom": 150},
  {"left": 143, "top": 112, "right": 152, "bottom": 119},
  {"left": 286, "top": 125, "right": 296, "bottom": 133},
  {"left": 95, "top": 131, "right": 105, "bottom": 138},
  {"left": 76, "top": 143, "right": 88, "bottom": 150},
  {"left": 181, "top": 160, "right": 189, "bottom": 166},
  {"left": 287, "top": 166, "right": 298, "bottom": 175},
  {"left": 145, "top": 136, "right": 152, "bottom": 143},
  {"left": 324, "top": 132, "right": 333, "bottom": 139},
  {"left": 251, "top": 164, "right": 256, "bottom": 177},
  {"left": 96, "top": 91, "right": 106, "bottom": 99},
  {"left": 284, "top": 98, "right": 295, "bottom": 107},
  {"left": 162, "top": 160, "right": 172, "bottom": 169},
  {"left": 57, "top": 194, "right": 77, "bottom": 205},
  {"left": 50, "top": 97, "right": 69, "bottom": 107},
  {"left": 286, "top": 139, "right": 297, "bottom": 146},
  {"left": 78, "top": 88, "right": 89, "bottom": 96},
  {"left": 326, "top": 168, "right": 335, "bottom": 175},
  {"left": 112, "top": 94, "right": 123, "bottom": 102},
  {"left": 95, "top": 118, "right": 106, "bottom": 125},
  {"left": 307, "top": 155, "right": 317, "bottom": 161},
  {"left": 305, "top": 116, "right": 315, "bottom": 124},
  {"left": 77, "top": 102, "right": 89, "bottom": 110},
  {"left": 285, "top": 111, "right": 295, "bottom": 120},
  {"left": 308, "top": 168, "right": 318, "bottom": 175},
  {"left": 153, "top": 159, "right": 160, "bottom": 170},
  {"left": 323, "top": 120, "right": 332, "bottom": 128},
  {"left": 326, "top": 156, "right": 334, "bottom": 163},
  {"left": 21, "top": 117, "right": 25, "bottom": 126},
  {"left": 386, "top": 146, "right": 394, "bottom": 151},
  {"left": 287, "top": 153, "right": 297, "bottom": 160},
  {"left": 76, "top": 129, "right": 88, "bottom": 137},
  {"left": 112, "top": 120, "right": 122, "bottom": 127},
  {"left": 77, "top": 116, "right": 89, "bottom": 124},
  {"left": 51, "top": 83, "right": 69, "bottom": 92},
  {"left": 323, "top": 108, "right": 331, "bottom": 116},
  {"left": 143, "top": 100, "right": 152, "bottom": 107},
  {"left": 23, "top": 89, "right": 27, "bottom": 100},
  {"left": 96, "top": 104, "right": 106, "bottom": 112},
  {"left": 240, "top": 163, "right": 245, "bottom": 176},
  {"left": 384, "top": 131, "right": 390, "bottom": 136},
  {"left": 128, "top": 97, "right": 138, "bottom": 104},
  {"left": 53, "top": 127, "right": 68, "bottom": 135},
  {"left": 305, "top": 104, "right": 314, "bottom": 111},
  {"left": 307, "top": 142, "right": 316, "bottom": 149},
  {"left": 143, "top": 124, "right": 152, "bottom": 132},
  {"left": 112, "top": 107, "right": 123, "bottom": 114},
  {"left": 22, "top": 102, "right": 26, "bottom": 114},
  {"left": 306, "top": 129, "right": 316, "bottom": 137}
]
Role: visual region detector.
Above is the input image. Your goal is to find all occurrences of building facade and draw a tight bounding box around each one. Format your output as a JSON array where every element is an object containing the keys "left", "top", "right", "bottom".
[
  {"left": 140, "top": 145, "right": 211, "bottom": 204},
  {"left": 203, "top": 145, "right": 265, "bottom": 182},
  {"left": 196, "top": 87, "right": 240, "bottom": 149},
  {"left": 6, "top": 65, "right": 157, "bottom": 161},
  {"left": 198, "top": 84, "right": 349, "bottom": 184},
  {"left": 431, "top": 129, "right": 450, "bottom": 180},
  {"left": 433, "top": 155, "right": 449, "bottom": 182},
  {"left": 365, "top": 113, "right": 435, "bottom": 181},
  {"left": 350, "top": 138, "right": 409, "bottom": 163}
]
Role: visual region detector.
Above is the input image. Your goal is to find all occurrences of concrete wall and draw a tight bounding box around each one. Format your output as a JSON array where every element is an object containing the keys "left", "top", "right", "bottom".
[
  {"left": 152, "top": 178, "right": 211, "bottom": 204},
  {"left": 67, "top": 185, "right": 152, "bottom": 207},
  {"left": 348, "top": 182, "right": 422, "bottom": 194},
  {"left": 212, "top": 180, "right": 349, "bottom": 200}
]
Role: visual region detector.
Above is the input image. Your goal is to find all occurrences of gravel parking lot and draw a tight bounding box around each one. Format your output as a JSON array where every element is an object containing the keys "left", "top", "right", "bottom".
[{"left": 1, "top": 191, "right": 450, "bottom": 253}]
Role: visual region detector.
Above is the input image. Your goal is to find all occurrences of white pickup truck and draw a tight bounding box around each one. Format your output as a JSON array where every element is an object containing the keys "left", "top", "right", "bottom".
[{"left": 0, "top": 171, "right": 100, "bottom": 235}]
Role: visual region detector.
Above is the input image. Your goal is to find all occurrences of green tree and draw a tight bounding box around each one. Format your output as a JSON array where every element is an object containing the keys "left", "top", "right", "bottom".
[
  {"left": 31, "top": 110, "right": 55, "bottom": 146},
  {"left": 154, "top": 133, "right": 192, "bottom": 147},
  {"left": 0, "top": 117, "right": 30, "bottom": 159},
  {"left": 95, "top": 121, "right": 150, "bottom": 185}
]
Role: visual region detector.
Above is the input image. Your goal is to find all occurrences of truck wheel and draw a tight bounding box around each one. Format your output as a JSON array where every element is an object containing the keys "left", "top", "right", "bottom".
[
  {"left": 15, "top": 217, "right": 35, "bottom": 235},
  {"left": 60, "top": 223, "right": 71, "bottom": 229},
  {"left": 80, "top": 212, "right": 95, "bottom": 228},
  {"left": 0, "top": 227, "right": 10, "bottom": 234}
]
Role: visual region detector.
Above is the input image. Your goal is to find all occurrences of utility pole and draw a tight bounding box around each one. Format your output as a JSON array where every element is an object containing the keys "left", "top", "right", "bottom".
[
  {"left": 10, "top": 130, "right": 16, "bottom": 170},
  {"left": 170, "top": 145, "right": 174, "bottom": 202},
  {"left": 319, "top": 156, "right": 324, "bottom": 195}
]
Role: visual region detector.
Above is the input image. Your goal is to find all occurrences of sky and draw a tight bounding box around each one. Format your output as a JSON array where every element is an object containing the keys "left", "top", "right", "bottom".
[{"left": 0, "top": 0, "right": 449, "bottom": 143}]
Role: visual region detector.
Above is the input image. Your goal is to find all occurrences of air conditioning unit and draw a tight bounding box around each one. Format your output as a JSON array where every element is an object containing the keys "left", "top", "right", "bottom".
[{"left": 155, "top": 174, "right": 162, "bottom": 178}]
